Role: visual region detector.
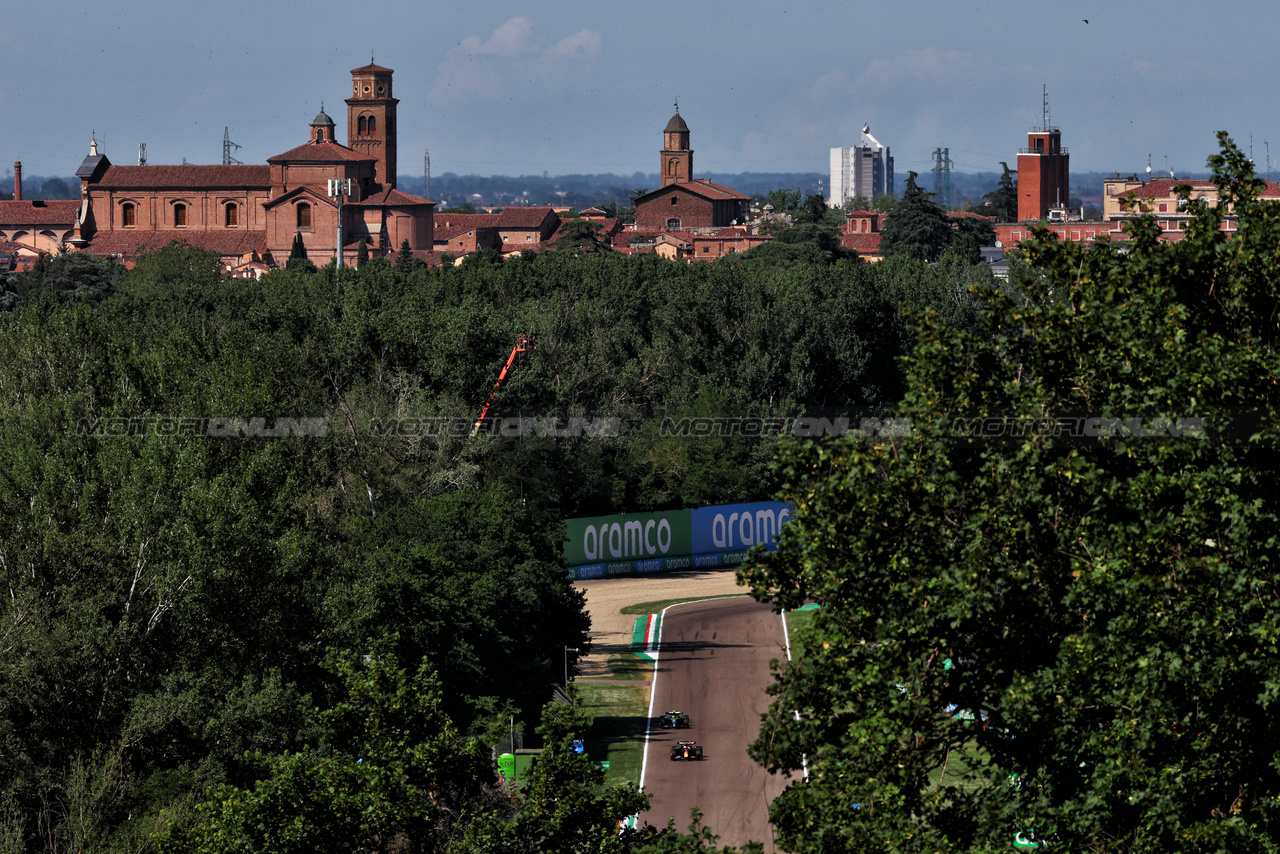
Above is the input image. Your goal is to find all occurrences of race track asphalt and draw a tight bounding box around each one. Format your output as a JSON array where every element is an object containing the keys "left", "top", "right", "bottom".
[{"left": 639, "top": 596, "right": 793, "bottom": 852}]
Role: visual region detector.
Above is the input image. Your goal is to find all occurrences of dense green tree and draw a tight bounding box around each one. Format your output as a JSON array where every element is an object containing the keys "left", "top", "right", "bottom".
[
  {"left": 290, "top": 231, "right": 307, "bottom": 262},
  {"left": 878, "top": 172, "right": 953, "bottom": 262},
  {"left": 550, "top": 218, "right": 612, "bottom": 255},
  {"left": 976, "top": 161, "right": 1018, "bottom": 221},
  {"left": 158, "top": 651, "right": 499, "bottom": 854},
  {"left": 740, "top": 134, "right": 1280, "bottom": 853},
  {"left": 356, "top": 239, "right": 369, "bottom": 267},
  {"left": 396, "top": 239, "right": 415, "bottom": 271},
  {"left": 758, "top": 188, "right": 802, "bottom": 213}
]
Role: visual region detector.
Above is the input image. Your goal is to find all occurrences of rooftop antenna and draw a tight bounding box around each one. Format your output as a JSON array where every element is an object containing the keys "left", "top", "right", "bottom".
[
  {"left": 138, "top": 142, "right": 147, "bottom": 166},
  {"left": 1146, "top": 153, "right": 1152, "bottom": 178},
  {"left": 423, "top": 148, "right": 431, "bottom": 198},
  {"left": 1266, "top": 140, "right": 1271, "bottom": 181},
  {"left": 1042, "top": 83, "right": 1051, "bottom": 130},
  {"left": 1165, "top": 155, "right": 1171, "bottom": 178},
  {"left": 223, "top": 127, "right": 242, "bottom": 165}
]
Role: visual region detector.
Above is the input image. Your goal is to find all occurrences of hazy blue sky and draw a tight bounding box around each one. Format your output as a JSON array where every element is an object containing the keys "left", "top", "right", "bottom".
[{"left": 5, "top": 1, "right": 1278, "bottom": 184}]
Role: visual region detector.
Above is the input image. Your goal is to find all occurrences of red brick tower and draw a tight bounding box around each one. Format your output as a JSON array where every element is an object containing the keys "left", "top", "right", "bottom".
[
  {"left": 660, "top": 105, "right": 693, "bottom": 188},
  {"left": 346, "top": 61, "right": 398, "bottom": 189},
  {"left": 1016, "top": 87, "right": 1069, "bottom": 222}
]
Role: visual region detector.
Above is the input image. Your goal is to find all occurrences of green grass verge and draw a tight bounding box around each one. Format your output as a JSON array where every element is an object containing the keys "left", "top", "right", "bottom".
[
  {"left": 605, "top": 652, "right": 654, "bottom": 681},
  {"left": 578, "top": 681, "right": 650, "bottom": 789},
  {"left": 782, "top": 606, "right": 818, "bottom": 663},
  {"left": 618, "top": 593, "right": 748, "bottom": 615}
]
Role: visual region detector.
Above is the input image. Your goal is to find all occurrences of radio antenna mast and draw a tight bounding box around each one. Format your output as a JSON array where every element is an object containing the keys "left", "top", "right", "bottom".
[{"left": 423, "top": 148, "right": 431, "bottom": 198}]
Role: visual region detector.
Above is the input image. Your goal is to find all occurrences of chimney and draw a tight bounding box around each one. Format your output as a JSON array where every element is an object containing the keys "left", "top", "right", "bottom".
[{"left": 13, "top": 162, "right": 21, "bottom": 201}]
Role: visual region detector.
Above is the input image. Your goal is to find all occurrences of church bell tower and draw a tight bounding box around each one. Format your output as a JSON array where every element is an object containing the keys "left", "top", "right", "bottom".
[
  {"left": 660, "top": 105, "right": 693, "bottom": 188},
  {"left": 346, "top": 61, "right": 398, "bottom": 188}
]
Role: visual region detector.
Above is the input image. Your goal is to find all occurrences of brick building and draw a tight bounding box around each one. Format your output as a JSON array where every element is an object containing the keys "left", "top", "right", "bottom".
[
  {"left": 0, "top": 62, "right": 434, "bottom": 270},
  {"left": 1016, "top": 123, "right": 1069, "bottom": 222},
  {"left": 633, "top": 108, "right": 750, "bottom": 231}
]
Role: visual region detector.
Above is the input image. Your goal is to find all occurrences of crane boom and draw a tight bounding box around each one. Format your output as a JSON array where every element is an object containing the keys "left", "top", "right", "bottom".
[{"left": 471, "top": 334, "right": 535, "bottom": 437}]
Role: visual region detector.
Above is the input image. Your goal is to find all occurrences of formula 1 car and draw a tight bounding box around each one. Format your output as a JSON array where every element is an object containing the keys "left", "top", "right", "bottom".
[
  {"left": 670, "top": 740, "right": 704, "bottom": 761},
  {"left": 659, "top": 710, "right": 691, "bottom": 729}
]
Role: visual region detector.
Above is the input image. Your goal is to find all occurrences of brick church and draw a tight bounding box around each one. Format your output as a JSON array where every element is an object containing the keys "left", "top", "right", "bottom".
[
  {"left": 0, "top": 62, "right": 434, "bottom": 273},
  {"left": 632, "top": 107, "right": 750, "bottom": 231}
]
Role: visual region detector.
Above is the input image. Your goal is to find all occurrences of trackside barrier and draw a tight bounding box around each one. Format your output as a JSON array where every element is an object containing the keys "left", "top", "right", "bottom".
[{"left": 565, "top": 501, "right": 792, "bottom": 581}]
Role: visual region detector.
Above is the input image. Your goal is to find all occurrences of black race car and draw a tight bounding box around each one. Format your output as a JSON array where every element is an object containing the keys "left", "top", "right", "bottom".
[
  {"left": 670, "top": 740, "right": 704, "bottom": 761},
  {"left": 659, "top": 709, "right": 691, "bottom": 729}
]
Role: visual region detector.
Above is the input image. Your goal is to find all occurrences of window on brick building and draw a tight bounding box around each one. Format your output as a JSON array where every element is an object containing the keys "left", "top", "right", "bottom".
[
  {"left": 1159, "top": 203, "right": 1167, "bottom": 212},
  {"left": 667, "top": 218, "right": 680, "bottom": 230},
  {"left": 367, "top": 116, "right": 376, "bottom": 134},
  {"left": 702, "top": 246, "right": 710, "bottom": 253},
  {"left": 670, "top": 196, "right": 678, "bottom": 205},
  {"left": 174, "top": 203, "right": 187, "bottom": 227},
  {"left": 225, "top": 203, "right": 238, "bottom": 227},
  {"left": 122, "top": 203, "right": 136, "bottom": 228},
  {"left": 297, "top": 203, "right": 312, "bottom": 230}
]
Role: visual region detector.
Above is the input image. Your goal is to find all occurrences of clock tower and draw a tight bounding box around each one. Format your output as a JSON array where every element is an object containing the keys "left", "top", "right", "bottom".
[{"left": 346, "top": 61, "right": 398, "bottom": 189}]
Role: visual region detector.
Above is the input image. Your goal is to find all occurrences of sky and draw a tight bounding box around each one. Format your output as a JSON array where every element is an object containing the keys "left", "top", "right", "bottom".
[{"left": 5, "top": 1, "right": 1279, "bottom": 187}]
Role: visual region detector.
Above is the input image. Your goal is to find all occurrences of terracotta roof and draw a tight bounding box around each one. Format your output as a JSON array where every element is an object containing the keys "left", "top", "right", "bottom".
[
  {"left": 841, "top": 232, "right": 882, "bottom": 254},
  {"left": 689, "top": 179, "right": 750, "bottom": 200},
  {"left": 635, "top": 180, "right": 749, "bottom": 204},
  {"left": 948, "top": 211, "right": 996, "bottom": 221},
  {"left": 496, "top": 206, "right": 558, "bottom": 228},
  {"left": 95, "top": 165, "right": 271, "bottom": 189},
  {"left": 267, "top": 141, "right": 374, "bottom": 164},
  {"left": 84, "top": 230, "right": 268, "bottom": 259},
  {"left": 350, "top": 186, "right": 434, "bottom": 207},
  {"left": 664, "top": 112, "right": 690, "bottom": 134},
  {"left": 845, "top": 210, "right": 879, "bottom": 217},
  {"left": 351, "top": 63, "right": 394, "bottom": 75},
  {"left": 433, "top": 224, "right": 497, "bottom": 242},
  {"left": 0, "top": 199, "right": 80, "bottom": 225},
  {"left": 434, "top": 213, "right": 499, "bottom": 229}
]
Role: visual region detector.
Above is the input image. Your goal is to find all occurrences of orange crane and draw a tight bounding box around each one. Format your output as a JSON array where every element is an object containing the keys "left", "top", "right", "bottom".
[{"left": 471, "top": 333, "right": 535, "bottom": 437}]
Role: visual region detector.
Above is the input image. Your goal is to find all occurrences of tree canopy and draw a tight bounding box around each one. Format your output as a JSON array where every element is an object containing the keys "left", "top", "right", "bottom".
[
  {"left": 878, "top": 172, "right": 954, "bottom": 263},
  {"left": 740, "top": 133, "right": 1280, "bottom": 853}
]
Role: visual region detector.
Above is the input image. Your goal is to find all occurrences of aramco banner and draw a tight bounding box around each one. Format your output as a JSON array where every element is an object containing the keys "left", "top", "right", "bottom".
[{"left": 565, "top": 501, "right": 792, "bottom": 580}]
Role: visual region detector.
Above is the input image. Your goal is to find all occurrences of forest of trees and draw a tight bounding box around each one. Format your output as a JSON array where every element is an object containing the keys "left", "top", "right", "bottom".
[
  {"left": 0, "top": 230, "right": 998, "bottom": 851},
  {"left": 6, "top": 136, "right": 1280, "bottom": 852}
]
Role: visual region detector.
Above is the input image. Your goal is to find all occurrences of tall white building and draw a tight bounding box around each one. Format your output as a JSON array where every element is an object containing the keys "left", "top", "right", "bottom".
[{"left": 829, "top": 124, "right": 894, "bottom": 206}]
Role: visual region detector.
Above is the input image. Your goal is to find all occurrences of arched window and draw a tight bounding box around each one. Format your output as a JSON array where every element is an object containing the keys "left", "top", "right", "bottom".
[
  {"left": 121, "top": 203, "right": 136, "bottom": 228},
  {"left": 367, "top": 116, "right": 376, "bottom": 134},
  {"left": 297, "top": 203, "right": 312, "bottom": 230},
  {"left": 358, "top": 116, "right": 367, "bottom": 134},
  {"left": 224, "top": 203, "right": 238, "bottom": 227},
  {"left": 174, "top": 203, "right": 187, "bottom": 228}
]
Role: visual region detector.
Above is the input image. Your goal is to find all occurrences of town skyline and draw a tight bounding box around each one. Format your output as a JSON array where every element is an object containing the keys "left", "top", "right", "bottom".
[{"left": 6, "top": 1, "right": 1280, "bottom": 185}]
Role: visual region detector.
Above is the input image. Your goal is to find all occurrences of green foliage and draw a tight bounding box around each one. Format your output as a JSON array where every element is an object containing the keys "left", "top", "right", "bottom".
[
  {"left": 740, "top": 133, "right": 1280, "bottom": 853},
  {"left": 490, "top": 693, "right": 650, "bottom": 854},
  {"left": 757, "top": 188, "right": 802, "bottom": 213},
  {"left": 290, "top": 231, "right": 307, "bottom": 261},
  {"left": 158, "top": 651, "right": 497, "bottom": 854},
  {"left": 396, "top": 239, "right": 415, "bottom": 271},
  {"left": 975, "top": 161, "right": 1018, "bottom": 221},
  {"left": 551, "top": 219, "right": 612, "bottom": 255},
  {"left": 0, "top": 231, "right": 989, "bottom": 850},
  {"left": 356, "top": 239, "right": 369, "bottom": 267},
  {"left": 879, "top": 171, "right": 954, "bottom": 263}
]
